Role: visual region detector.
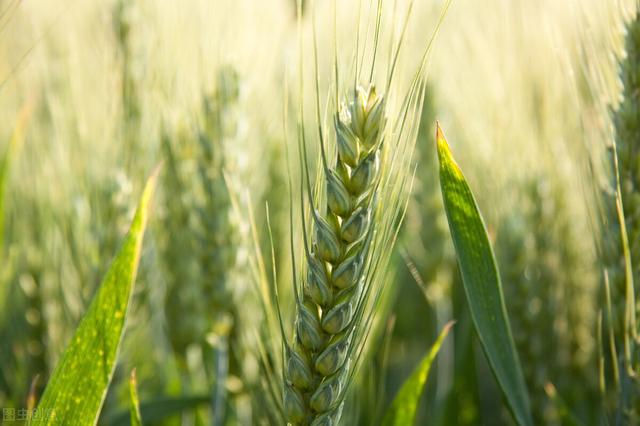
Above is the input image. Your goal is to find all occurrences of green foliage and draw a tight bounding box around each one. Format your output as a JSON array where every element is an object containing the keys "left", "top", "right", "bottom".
[
  {"left": 436, "top": 125, "right": 533, "bottom": 426},
  {"left": 0, "top": 0, "right": 630, "bottom": 424},
  {"left": 496, "top": 176, "right": 598, "bottom": 423},
  {"left": 603, "top": 7, "right": 640, "bottom": 350},
  {"left": 612, "top": 8, "right": 640, "bottom": 292},
  {"left": 32, "top": 169, "right": 158, "bottom": 425},
  {"left": 159, "top": 68, "right": 242, "bottom": 359},
  {"left": 383, "top": 322, "right": 453, "bottom": 426},
  {"left": 600, "top": 7, "right": 640, "bottom": 422},
  {"left": 0, "top": 108, "right": 28, "bottom": 259},
  {"left": 129, "top": 370, "right": 142, "bottom": 426},
  {"left": 157, "top": 67, "right": 249, "bottom": 425},
  {"left": 104, "top": 395, "right": 210, "bottom": 426}
]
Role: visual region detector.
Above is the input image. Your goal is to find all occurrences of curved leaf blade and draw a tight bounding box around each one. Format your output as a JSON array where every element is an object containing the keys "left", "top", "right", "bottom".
[
  {"left": 382, "top": 321, "right": 454, "bottom": 426},
  {"left": 435, "top": 124, "right": 532, "bottom": 426},
  {"left": 33, "top": 168, "right": 159, "bottom": 425}
]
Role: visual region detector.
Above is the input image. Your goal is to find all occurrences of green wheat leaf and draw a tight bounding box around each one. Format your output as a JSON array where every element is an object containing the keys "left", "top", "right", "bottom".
[
  {"left": 382, "top": 321, "right": 454, "bottom": 426},
  {"left": 129, "top": 370, "right": 143, "bottom": 426},
  {"left": 32, "top": 167, "right": 159, "bottom": 426},
  {"left": 436, "top": 124, "right": 533, "bottom": 426}
]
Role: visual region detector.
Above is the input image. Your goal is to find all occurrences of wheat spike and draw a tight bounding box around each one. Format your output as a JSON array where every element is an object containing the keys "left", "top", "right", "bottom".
[
  {"left": 497, "top": 176, "right": 598, "bottom": 423},
  {"left": 284, "top": 84, "right": 386, "bottom": 425},
  {"left": 161, "top": 69, "right": 242, "bottom": 362}
]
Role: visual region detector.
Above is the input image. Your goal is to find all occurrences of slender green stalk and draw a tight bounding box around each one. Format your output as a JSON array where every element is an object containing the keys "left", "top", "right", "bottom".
[{"left": 601, "top": 6, "right": 640, "bottom": 422}]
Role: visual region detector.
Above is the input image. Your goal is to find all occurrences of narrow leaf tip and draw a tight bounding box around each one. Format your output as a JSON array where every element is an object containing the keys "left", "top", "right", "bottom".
[{"left": 435, "top": 121, "right": 449, "bottom": 160}]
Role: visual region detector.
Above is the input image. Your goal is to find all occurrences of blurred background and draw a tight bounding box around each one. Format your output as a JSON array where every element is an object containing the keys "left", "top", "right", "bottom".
[{"left": 0, "top": 0, "right": 633, "bottom": 424}]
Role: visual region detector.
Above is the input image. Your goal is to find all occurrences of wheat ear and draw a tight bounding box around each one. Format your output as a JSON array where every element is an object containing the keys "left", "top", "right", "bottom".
[{"left": 283, "top": 84, "right": 386, "bottom": 426}]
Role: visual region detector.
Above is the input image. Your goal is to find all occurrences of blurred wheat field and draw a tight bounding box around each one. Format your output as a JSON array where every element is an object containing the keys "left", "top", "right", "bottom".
[{"left": 0, "top": 0, "right": 638, "bottom": 425}]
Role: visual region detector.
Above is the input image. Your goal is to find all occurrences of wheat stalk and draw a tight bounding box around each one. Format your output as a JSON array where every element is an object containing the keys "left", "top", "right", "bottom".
[
  {"left": 601, "top": 5, "right": 640, "bottom": 421},
  {"left": 606, "top": 6, "right": 640, "bottom": 339}
]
